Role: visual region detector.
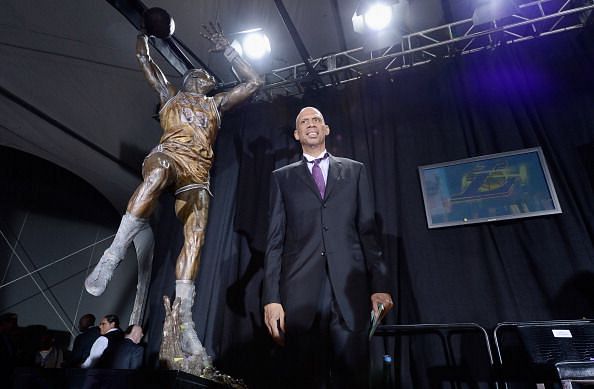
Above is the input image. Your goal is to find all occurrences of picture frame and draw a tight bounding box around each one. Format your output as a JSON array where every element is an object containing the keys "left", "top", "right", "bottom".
[{"left": 418, "top": 147, "right": 562, "bottom": 229}]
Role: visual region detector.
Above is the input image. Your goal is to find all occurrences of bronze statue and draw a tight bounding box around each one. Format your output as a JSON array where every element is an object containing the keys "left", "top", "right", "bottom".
[{"left": 85, "top": 23, "right": 263, "bottom": 363}]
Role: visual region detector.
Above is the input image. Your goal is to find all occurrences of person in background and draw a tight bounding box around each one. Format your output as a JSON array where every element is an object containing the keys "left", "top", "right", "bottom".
[
  {"left": 35, "top": 331, "right": 64, "bottom": 368},
  {"left": 0, "top": 313, "right": 18, "bottom": 385},
  {"left": 81, "top": 314, "right": 123, "bottom": 368},
  {"left": 67, "top": 313, "right": 100, "bottom": 367},
  {"left": 97, "top": 324, "right": 144, "bottom": 369}
]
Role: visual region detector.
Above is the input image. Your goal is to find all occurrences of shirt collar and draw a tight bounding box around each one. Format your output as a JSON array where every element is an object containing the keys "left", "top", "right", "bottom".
[{"left": 303, "top": 150, "right": 328, "bottom": 162}]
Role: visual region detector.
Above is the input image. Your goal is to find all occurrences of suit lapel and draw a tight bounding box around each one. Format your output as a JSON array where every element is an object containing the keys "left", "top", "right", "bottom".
[
  {"left": 325, "top": 155, "right": 342, "bottom": 200},
  {"left": 295, "top": 159, "right": 322, "bottom": 199}
]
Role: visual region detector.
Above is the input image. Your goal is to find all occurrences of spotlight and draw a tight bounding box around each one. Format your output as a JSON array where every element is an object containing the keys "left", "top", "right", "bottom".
[
  {"left": 353, "top": 1, "right": 404, "bottom": 33},
  {"left": 364, "top": 3, "right": 393, "bottom": 31},
  {"left": 241, "top": 32, "right": 271, "bottom": 60},
  {"left": 352, "top": 1, "right": 406, "bottom": 50}
]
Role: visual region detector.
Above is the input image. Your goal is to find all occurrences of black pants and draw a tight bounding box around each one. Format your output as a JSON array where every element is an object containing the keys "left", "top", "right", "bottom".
[{"left": 281, "top": 272, "right": 369, "bottom": 389}]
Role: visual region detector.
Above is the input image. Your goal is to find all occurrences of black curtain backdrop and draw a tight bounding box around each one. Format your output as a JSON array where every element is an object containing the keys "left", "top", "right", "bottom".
[{"left": 143, "top": 29, "right": 594, "bottom": 388}]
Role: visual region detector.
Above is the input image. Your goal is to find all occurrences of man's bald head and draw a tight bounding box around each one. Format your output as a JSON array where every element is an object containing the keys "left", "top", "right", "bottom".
[
  {"left": 79, "top": 314, "right": 95, "bottom": 332},
  {"left": 295, "top": 107, "right": 325, "bottom": 129}
]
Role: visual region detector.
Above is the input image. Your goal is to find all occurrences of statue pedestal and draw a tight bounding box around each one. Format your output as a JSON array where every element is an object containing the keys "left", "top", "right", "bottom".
[
  {"left": 11, "top": 367, "right": 227, "bottom": 388},
  {"left": 159, "top": 295, "right": 247, "bottom": 389}
]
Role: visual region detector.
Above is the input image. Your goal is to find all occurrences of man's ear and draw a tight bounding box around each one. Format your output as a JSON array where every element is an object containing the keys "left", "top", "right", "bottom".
[
  {"left": 293, "top": 129, "right": 300, "bottom": 141},
  {"left": 325, "top": 125, "right": 330, "bottom": 135}
]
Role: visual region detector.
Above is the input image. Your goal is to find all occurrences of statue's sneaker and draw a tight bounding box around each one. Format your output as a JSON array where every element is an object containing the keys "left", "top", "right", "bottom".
[
  {"left": 85, "top": 250, "right": 122, "bottom": 296},
  {"left": 180, "top": 322, "right": 208, "bottom": 357}
]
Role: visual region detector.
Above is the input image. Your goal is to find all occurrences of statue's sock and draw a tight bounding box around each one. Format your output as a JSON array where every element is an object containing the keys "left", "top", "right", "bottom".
[
  {"left": 84, "top": 213, "right": 149, "bottom": 296},
  {"left": 175, "top": 280, "right": 209, "bottom": 363},
  {"left": 108, "top": 212, "right": 149, "bottom": 258}
]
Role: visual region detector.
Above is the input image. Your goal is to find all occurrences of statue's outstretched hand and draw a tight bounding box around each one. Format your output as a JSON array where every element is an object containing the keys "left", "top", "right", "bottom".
[{"left": 201, "top": 21, "right": 230, "bottom": 52}]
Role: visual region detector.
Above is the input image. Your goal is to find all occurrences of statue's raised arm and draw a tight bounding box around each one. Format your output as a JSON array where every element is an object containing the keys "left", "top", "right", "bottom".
[
  {"left": 201, "top": 22, "right": 264, "bottom": 113},
  {"left": 136, "top": 33, "right": 177, "bottom": 106}
]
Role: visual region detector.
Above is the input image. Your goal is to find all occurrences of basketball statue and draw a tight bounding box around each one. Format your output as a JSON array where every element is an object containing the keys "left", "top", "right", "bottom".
[{"left": 84, "top": 11, "right": 262, "bottom": 379}]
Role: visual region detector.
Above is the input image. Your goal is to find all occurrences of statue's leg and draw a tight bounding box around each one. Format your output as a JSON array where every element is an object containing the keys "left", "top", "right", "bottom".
[
  {"left": 173, "top": 189, "right": 210, "bottom": 358},
  {"left": 85, "top": 212, "right": 148, "bottom": 296},
  {"left": 85, "top": 154, "right": 173, "bottom": 296}
]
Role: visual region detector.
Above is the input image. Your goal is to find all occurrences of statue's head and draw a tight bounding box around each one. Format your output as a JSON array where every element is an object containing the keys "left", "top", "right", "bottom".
[{"left": 182, "top": 68, "right": 215, "bottom": 94}]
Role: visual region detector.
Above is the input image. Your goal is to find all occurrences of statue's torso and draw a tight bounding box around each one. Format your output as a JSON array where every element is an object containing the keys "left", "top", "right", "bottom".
[
  {"left": 153, "top": 91, "right": 221, "bottom": 187},
  {"left": 159, "top": 91, "right": 220, "bottom": 148}
]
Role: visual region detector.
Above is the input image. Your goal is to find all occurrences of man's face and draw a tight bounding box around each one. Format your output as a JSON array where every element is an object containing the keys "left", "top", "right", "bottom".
[
  {"left": 98, "top": 317, "right": 115, "bottom": 335},
  {"left": 183, "top": 69, "right": 215, "bottom": 95},
  {"left": 293, "top": 108, "right": 330, "bottom": 149}
]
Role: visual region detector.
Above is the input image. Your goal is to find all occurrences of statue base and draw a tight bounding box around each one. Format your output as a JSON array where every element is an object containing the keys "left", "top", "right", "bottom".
[
  {"left": 12, "top": 367, "right": 231, "bottom": 388},
  {"left": 159, "top": 295, "right": 247, "bottom": 389}
]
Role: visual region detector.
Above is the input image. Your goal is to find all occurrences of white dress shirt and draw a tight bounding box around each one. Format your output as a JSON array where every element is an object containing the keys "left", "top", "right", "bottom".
[{"left": 81, "top": 328, "right": 118, "bottom": 368}]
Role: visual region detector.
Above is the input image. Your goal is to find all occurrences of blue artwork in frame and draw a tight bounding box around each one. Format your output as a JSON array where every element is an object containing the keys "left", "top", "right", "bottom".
[{"left": 418, "top": 147, "right": 562, "bottom": 229}]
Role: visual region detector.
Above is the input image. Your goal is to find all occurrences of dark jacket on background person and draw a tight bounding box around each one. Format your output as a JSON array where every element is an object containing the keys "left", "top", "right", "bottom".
[
  {"left": 96, "top": 338, "right": 144, "bottom": 369},
  {"left": 68, "top": 326, "right": 100, "bottom": 367}
]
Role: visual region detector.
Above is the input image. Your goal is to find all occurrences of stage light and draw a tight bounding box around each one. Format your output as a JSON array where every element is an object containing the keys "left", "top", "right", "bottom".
[
  {"left": 352, "top": 1, "right": 407, "bottom": 50},
  {"left": 364, "top": 3, "right": 393, "bottom": 31},
  {"left": 363, "top": 3, "right": 392, "bottom": 31},
  {"left": 472, "top": 0, "right": 518, "bottom": 25},
  {"left": 353, "top": 1, "right": 404, "bottom": 34},
  {"left": 241, "top": 32, "right": 271, "bottom": 60}
]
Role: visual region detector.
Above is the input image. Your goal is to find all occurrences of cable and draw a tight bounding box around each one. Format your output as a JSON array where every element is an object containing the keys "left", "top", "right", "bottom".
[
  {"left": 71, "top": 228, "right": 102, "bottom": 335},
  {"left": 0, "top": 232, "right": 114, "bottom": 290},
  {"left": 1, "top": 212, "right": 28, "bottom": 283},
  {"left": 0, "top": 228, "right": 75, "bottom": 336}
]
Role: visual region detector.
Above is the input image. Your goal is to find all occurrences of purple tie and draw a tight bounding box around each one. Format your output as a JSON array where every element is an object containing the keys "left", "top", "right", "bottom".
[{"left": 310, "top": 154, "right": 328, "bottom": 198}]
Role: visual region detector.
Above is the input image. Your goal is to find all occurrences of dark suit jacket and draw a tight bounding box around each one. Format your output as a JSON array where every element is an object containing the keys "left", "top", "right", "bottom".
[
  {"left": 263, "top": 155, "right": 390, "bottom": 332},
  {"left": 96, "top": 338, "right": 144, "bottom": 369},
  {"left": 68, "top": 326, "right": 100, "bottom": 367}
]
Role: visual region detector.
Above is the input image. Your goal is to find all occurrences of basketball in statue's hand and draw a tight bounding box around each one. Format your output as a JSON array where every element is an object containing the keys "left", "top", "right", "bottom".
[{"left": 143, "top": 7, "right": 175, "bottom": 39}]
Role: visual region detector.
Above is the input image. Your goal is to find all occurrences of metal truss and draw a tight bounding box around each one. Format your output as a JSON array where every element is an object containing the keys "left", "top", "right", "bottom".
[{"left": 260, "top": 0, "right": 594, "bottom": 97}]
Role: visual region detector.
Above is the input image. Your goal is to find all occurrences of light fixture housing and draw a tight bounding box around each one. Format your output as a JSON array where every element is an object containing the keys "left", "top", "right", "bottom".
[
  {"left": 364, "top": 3, "right": 393, "bottom": 31},
  {"left": 352, "top": 1, "right": 407, "bottom": 50},
  {"left": 239, "top": 32, "right": 271, "bottom": 60}
]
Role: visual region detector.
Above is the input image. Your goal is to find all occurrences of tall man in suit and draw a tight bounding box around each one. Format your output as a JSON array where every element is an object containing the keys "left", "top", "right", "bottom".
[{"left": 263, "top": 107, "right": 394, "bottom": 388}]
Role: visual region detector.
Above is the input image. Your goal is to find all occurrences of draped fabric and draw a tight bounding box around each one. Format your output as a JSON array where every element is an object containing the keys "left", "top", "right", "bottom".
[{"left": 144, "top": 29, "right": 594, "bottom": 388}]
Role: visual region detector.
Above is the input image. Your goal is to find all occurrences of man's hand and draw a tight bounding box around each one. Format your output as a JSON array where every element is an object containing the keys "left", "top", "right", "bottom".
[
  {"left": 371, "top": 292, "right": 394, "bottom": 318},
  {"left": 200, "top": 22, "right": 230, "bottom": 52},
  {"left": 264, "top": 303, "right": 286, "bottom": 346}
]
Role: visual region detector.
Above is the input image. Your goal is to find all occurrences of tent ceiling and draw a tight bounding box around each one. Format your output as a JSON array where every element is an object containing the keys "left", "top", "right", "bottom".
[{"left": 0, "top": 0, "right": 588, "bottom": 210}]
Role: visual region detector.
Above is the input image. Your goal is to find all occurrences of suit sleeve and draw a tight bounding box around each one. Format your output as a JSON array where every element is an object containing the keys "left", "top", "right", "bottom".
[
  {"left": 129, "top": 345, "right": 144, "bottom": 369},
  {"left": 68, "top": 336, "right": 83, "bottom": 367},
  {"left": 262, "top": 171, "right": 286, "bottom": 306},
  {"left": 356, "top": 164, "right": 390, "bottom": 293}
]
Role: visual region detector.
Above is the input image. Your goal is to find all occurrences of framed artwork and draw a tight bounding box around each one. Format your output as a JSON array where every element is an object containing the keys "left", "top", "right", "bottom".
[{"left": 418, "top": 147, "right": 562, "bottom": 229}]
